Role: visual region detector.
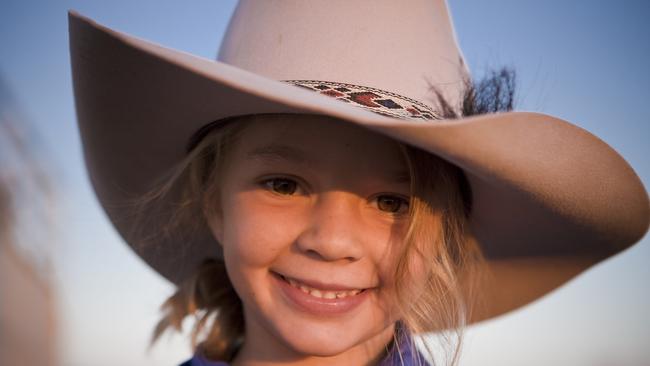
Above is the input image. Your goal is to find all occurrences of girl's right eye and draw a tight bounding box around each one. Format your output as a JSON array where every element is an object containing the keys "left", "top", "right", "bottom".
[{"left": 261, "top": 178, "right": 298, "bottom": 195}]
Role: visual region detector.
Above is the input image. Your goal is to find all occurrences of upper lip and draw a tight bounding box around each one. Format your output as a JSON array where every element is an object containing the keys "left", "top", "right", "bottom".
[{"left": 274, "top": 271, "right": 372, "bottom": 292}]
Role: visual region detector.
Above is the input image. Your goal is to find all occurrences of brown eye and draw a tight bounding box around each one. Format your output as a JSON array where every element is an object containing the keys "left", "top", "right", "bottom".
[
  {"left": 376, "top": 195, "right": 409, "bottom": 214},
  {"left": 264, "top": 178, "right": 298, "bottom": 195}
]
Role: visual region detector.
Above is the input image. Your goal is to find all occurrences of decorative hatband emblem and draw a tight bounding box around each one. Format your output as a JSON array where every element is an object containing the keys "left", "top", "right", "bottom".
[{"left": 283, "top": 80, "right": 440, "bottom": 121}]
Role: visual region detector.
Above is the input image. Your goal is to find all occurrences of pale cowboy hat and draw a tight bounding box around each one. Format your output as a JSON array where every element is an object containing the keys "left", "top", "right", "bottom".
[{"left": 69, "top": 0, "right": 649, "bottom": 322}]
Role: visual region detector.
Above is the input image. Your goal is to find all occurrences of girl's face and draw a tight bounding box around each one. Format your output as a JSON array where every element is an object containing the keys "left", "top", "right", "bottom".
[{"left": 208, "top": 115, "right": 420, "bottom": 364}]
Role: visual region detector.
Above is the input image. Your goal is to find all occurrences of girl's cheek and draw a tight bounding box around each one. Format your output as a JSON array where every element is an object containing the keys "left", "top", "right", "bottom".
[{"left": 222, "top": 192, "right": 305, "bottom": 266}]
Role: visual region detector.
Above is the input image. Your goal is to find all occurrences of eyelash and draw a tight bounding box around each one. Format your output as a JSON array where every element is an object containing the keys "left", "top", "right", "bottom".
[
  {"left": 261, "top": 177, "right": 302, "bottom": 196},
  {"left": 259, "top": 177, "right": 410, "bottom": 215},
  {"left": 374, "top": 194, "right": 410, "bottom": 215}
]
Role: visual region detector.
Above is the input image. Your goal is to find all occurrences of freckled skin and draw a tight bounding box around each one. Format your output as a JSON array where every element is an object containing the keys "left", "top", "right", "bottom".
[{"left": 207, "top": 115, "right": 424, "bottom": 366}]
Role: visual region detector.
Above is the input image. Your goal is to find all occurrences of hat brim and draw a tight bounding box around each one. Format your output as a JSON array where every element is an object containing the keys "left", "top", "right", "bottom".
[{"left": 69, "top": 12, "right": 648, "bottom": 299}]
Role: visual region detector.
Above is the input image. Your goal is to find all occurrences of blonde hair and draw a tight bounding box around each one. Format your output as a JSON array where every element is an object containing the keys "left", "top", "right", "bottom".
[
  {"left": 148, "top": 114, "right": 487, "bottom": 365},
  {"left": 392, "top": 145, "right": 485, "bottom": 366}
]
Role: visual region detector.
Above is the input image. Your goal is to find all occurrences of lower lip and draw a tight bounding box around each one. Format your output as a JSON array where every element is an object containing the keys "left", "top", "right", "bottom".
[{"left": 272, "top": 272, "right": 370, "bottom": 316}]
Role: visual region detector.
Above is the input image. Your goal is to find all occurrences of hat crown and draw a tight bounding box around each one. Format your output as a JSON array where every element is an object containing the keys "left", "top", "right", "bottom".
[{"left": 217, "top": 0, "right": 469, "bottom": 110}]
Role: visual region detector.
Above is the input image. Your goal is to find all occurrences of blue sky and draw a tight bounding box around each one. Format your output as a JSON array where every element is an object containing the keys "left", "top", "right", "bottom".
[{"left": 1, "top": 1, "right": 649, "bottom": 365}]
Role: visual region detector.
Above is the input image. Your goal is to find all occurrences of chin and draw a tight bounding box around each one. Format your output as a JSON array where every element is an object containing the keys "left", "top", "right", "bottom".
[
  {"left": 279, "top": 329, "right": 362, "bottom": 357},
  {"left": 269, "top": 314, "right": 392, "bottom": 359}
]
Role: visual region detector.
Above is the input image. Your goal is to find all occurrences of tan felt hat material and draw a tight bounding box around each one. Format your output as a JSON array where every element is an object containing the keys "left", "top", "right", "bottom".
[
  {"left": 218, "top": 0, "right": 468, "bottom": 109},
  {"left": 68, "top": 2, "right": 649, "bottom": 294}
]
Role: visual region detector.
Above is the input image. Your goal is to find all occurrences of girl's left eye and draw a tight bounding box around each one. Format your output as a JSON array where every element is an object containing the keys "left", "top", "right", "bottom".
[
  {"left": 376, "top": 195, "right": 410, "bottom": 214},
  {"left": 262, "top": 178, "right": 299, "bottom": 195}
]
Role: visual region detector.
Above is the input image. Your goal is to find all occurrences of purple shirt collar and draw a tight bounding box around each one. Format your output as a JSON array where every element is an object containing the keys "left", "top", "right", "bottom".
[{"left": 182, "top": 328, "right": 429, "bottom": 366}]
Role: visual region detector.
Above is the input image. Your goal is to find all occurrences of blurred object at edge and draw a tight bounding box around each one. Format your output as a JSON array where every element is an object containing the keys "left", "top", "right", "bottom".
[{"left": 0, "top": 73, "right": 59, "bottom": 365}]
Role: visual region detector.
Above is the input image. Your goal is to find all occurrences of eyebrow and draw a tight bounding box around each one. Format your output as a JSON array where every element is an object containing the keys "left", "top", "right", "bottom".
[
  {"left": 246, "top": 144, "right": 314, "bottom": 166},
  {"left": 392, "top": 172, "right": 411, "bottom": 184},
  {"left": 245, "top": 143, "right": 411, "bottom": 184}
]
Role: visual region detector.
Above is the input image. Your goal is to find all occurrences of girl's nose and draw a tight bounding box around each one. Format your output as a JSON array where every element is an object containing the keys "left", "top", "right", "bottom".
[{"left": 295, "top": 191, "right": 365, "bottom": 262}]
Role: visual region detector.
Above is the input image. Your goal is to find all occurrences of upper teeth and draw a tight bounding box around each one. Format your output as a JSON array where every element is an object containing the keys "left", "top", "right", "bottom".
[{"left": 286, "top": 277, "right": 362, "bottom": 299}]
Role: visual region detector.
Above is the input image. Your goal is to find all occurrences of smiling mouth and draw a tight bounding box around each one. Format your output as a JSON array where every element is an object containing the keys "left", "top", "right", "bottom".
[{"left": 277, "top": 274, "right": 367, "bottom": 299}]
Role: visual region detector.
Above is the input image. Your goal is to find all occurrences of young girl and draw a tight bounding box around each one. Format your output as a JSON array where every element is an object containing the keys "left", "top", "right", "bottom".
[
  {"left": 157, "top": 113, "right": 482, "bottom": 365},
  {"left": 68, "top": 1, "right": 649, "bottom": 365}
]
